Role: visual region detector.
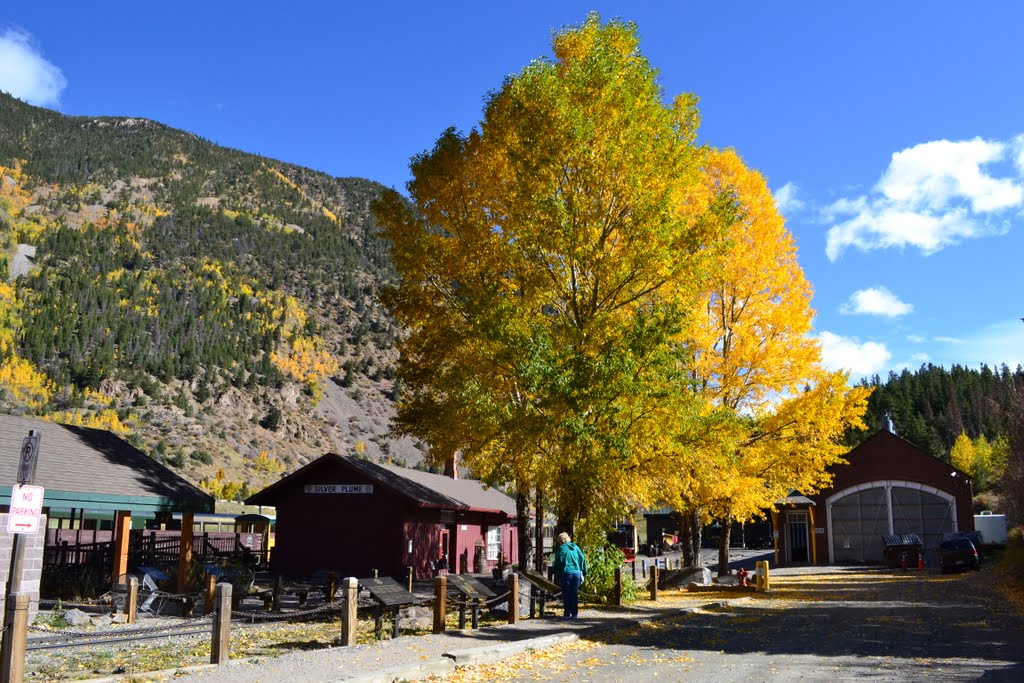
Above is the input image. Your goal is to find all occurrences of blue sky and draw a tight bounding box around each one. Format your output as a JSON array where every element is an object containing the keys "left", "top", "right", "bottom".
[{"left": 3, "top": 2, "right": 1024, "bottom": 381}]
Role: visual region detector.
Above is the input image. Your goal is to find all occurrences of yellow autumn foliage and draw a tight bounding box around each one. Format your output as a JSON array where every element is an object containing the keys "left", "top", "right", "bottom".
[
  {"left": 0, "top": 280, "right": 52, "bottom": 410},
  {"left": 0, "top": 357, "right": 52, "bottom": 410},
  {"left": 251, "top": 450, "right": 285, "bottom": 475},
  {"left": 47, "top": 408, "right": 131, "bottom": 434},
  {"left": 270, "top": 336, "right": 338, "bottom": 403},
  {"left": 676, "top": 148, "right": 871, "bottom": 550}
]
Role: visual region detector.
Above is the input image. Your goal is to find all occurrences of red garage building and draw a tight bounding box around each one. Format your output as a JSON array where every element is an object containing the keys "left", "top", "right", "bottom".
[
  {"left": 246, "top": 454, "right": 517, "bottom": 579},
  {"left": 773, "top": 428, "right": 975, "bottom": 566}
]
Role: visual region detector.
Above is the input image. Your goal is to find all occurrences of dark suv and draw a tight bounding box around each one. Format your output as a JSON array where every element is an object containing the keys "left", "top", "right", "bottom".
[{"left": 939, "top": 537, "right": 980, "bottom": 573}]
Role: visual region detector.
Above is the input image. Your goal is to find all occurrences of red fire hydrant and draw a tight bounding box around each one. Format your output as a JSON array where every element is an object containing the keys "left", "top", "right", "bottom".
[{"left": 737, "top": 567, "right": 749, "bottom": 587}]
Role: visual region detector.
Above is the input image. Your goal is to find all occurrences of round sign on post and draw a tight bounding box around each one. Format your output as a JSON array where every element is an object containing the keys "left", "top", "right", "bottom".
[
  {"left": 7, "top": 484, "right": 45, "bottom": 534},
  {"left": 17, "top": 432, "right": 41, "bottom": 484}
]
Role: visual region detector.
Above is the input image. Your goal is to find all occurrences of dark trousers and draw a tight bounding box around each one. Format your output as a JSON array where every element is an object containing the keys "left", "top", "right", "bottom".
[{"left": 561, "top": 571, "right": 583, "bottom": 618}]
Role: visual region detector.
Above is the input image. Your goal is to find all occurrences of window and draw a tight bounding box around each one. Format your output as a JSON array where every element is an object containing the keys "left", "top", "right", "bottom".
[{"left": 486, "top": 526, "right": 501, "bottom": 561}]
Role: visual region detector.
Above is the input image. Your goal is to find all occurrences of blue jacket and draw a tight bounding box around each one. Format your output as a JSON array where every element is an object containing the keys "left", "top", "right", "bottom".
[{"left": 554, "top": 542, "right": 588, "bottom": 578}]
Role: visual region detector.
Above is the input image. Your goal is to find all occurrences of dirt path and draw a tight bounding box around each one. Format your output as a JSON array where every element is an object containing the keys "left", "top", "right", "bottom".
[{"left": 429, "top": 566, "right": 1024, "bottom": 682}]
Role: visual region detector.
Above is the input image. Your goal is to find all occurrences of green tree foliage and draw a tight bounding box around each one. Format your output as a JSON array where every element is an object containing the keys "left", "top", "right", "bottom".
[{"left": 377, "top": 14, "right": 720, "bottom": 535}]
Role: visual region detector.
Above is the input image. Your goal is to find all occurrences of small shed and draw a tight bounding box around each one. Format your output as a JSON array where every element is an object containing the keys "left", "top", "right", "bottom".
[
  {"left": 881, "top": 533, "right": 923, "bottom": 568},
  {"left": 246, "top": 454, "right": 518, "bottom": 580}
]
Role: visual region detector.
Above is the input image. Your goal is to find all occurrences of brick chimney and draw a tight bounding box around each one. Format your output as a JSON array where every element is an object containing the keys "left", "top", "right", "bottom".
[{"left": 443, "top": 451, "right": 458, "bottom": 479}]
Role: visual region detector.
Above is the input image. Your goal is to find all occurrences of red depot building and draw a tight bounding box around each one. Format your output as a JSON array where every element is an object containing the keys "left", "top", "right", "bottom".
[
  {"left": 246, "top": 453, "right": 518, "bottom": 579},
  {"left": 774, "top": 427, "right": 975, "bottom": 566}
]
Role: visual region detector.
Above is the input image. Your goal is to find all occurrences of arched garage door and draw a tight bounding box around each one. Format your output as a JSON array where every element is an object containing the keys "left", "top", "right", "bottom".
[{"left": 826, "top": 481, "right": 957, "bottom": 563}]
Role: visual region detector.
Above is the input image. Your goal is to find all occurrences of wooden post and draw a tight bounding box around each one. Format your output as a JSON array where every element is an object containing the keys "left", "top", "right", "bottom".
[
  {"left": 210, "top": 583, "right": 232, "bottom": 665},
  {"left": 0, "top": 593, "right": 30, "bottom": 683},
  {"left": 178, "top": 512, "right": 194, "bottom": 594},
  {"left": 471, "top": 601, "right": 479, "bottom": 629},
  {"left": 613, "top": 567, "right": 622, "bottom": 607},
  {"left": 406, "top": 565, "right": 414, "bottom": 592},
  {"left": 433, "top": 575, "right": 447, "bottom": 634},
  {"left": 371, "top": 568, "right": 378, "bottom": 579},
  {"left": 272, "top": 575, "right": 283, "bottom": 611},
  {"left": 325, "top": 572, "right": 337, "bottom": 605},
  {"left": 507, "top": 573, "right": 519, "bottom": 624},
  {"left": 631, "top": 559, "right": 636, "bottom": 581},
  {"left": 112, "top": 510, "right": 132, "bottom": 584},
  {"left": 125, "top": 576, "right": 138, "bottom": 624},
  {"left": 770, "top": 509, "right": 780, "bottom": 567},
  {"left": 458, "top": 601, "right": 467, "bottom": 629},
  {"left": 641, "top": 559, "right": 647, "bottom": 578},
  {"left": 203, "top": 573, "right": 216, "bottom": 615},
  {"left": 808, "top": 506, "right": 818, "bottom": 564},
  {"left": 534, "top": 484, "right": 545, "bottom": 572},
  {"left": 762, "top": 561, "right": 770, "bottom": 591},
  {"left": 341, "top": 577, "right": 359, "bottom": 646},
  {"left": 649, "top": 565, "right": 659, "bottom": 602}
]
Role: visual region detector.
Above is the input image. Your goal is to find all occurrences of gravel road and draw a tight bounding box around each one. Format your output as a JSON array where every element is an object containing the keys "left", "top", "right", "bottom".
[
  {"left": 42, "top": 560, "right": 1024, "bottom": 682},
  {"left": 428, "top": 564, "right": 1024, "bottom": 682}
]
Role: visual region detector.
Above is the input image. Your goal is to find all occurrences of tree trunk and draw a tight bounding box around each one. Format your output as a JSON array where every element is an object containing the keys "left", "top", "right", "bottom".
[
  {"left": 516, "top": 491, "right": 532, "bottom": 571},
  {"left": 534, "top": 485, "right": 545, "bottom": 572},
  {"left": 678, "top": 509, "right": 695, "bottom": 567},
  {"left": 717, "top": 515, "right": 732, "bottom": 576},
  {"left": 690, "top": 510, "right": 703, "bottom": 567}
]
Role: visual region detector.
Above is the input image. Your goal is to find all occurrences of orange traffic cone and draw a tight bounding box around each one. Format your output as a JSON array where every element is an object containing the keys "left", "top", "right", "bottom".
[{"left": 917, "top": 554, "right": 925, "bottom": 571}]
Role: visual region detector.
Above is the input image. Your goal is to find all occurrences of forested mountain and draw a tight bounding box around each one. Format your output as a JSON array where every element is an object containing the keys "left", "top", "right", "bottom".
[
  {"left": 850, "top": 363, "right": 1024, "bottom": 514},
  {"left": 0, "top": 92, "right": 418, "bottom": 498},
  {"left": 851, "top": 363, "right": 1024, "bottom": 459}
]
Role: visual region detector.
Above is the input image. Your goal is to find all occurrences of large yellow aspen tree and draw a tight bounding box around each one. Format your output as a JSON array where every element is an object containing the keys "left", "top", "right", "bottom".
[
  {"left": 376, "top": 15, "right": 725, "bottom": 547},
  {"left": 685, "top": 149, "right": 871, "bottom": 572}
]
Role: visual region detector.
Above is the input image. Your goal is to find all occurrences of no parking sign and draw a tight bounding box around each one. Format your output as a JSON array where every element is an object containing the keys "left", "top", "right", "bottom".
[{"left": 7, "top": 484, "right": 44, "bottom": 534}]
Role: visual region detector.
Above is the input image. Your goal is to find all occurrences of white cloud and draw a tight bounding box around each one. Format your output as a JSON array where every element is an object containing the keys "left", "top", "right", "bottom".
[
  {"left": 825, "top": 137, "right": 1024, "bottom": 260},
  {"left": 817, "top": 331, "right": 892, "bottom": 376},
  {"left": 0, "top": 28, "right": 66, "bottom": 107},
  {"left": 906, "top": 334, "right": 926, "bottom": 344},
  {"left": 925, "top": 320, "right": 1024, "bottom": 370},
  {"left": 773, "top": 182, "right": 805, "bottom": 214},
  {"left": 839, "top": 287, "right": 913, "bottom": 317},
  {"left": 963, "top": 321, "right": 1024, "bottom": 368}
]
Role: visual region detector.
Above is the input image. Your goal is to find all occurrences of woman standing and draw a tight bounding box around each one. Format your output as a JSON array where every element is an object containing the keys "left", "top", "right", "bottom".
[{"left": 553, "top": 532, "right": 588, "bottom": 620}]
